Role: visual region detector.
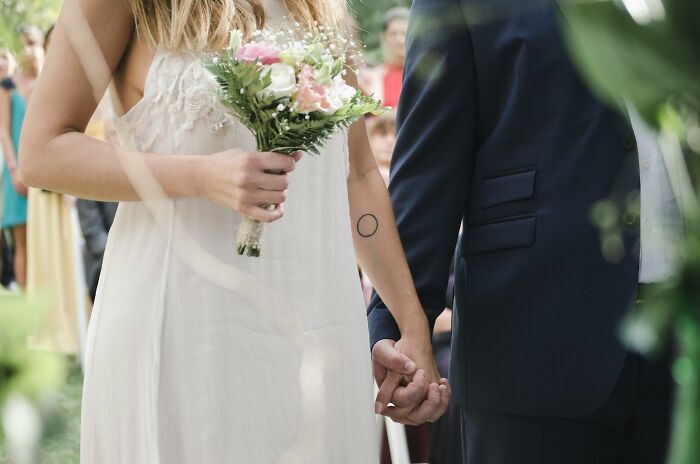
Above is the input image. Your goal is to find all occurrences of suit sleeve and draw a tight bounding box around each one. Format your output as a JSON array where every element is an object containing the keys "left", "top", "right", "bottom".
[
  {"left": 77, "top": 199, "right": 109, "bottom": 257},
  {"left": 367, "top": 0, "right": 477, "bottom": 347}
]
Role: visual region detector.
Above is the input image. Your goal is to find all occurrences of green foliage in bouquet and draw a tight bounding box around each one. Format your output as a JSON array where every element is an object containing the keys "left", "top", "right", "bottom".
[{"left": 560, "top": 1, "right": 700, "bottom": 463}]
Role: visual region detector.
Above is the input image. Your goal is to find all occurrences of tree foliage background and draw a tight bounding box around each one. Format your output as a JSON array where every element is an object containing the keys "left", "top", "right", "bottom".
[
  {"left": 0, "top": 0, "right": 61, "bottom": 52},
  {"left": 349, "top": 0, "right": 412, "bottom": 62}
]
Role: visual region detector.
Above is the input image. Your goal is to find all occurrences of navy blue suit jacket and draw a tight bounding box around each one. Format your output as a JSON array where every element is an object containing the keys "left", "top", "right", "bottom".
[{"left": 367, "top": 0, "right": 641, "bottom": 417}]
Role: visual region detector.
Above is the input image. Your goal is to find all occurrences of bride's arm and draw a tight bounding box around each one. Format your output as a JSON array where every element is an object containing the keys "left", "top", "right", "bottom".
[
  {"left": 347, "top": 112, "right": 450, "bottom": 422},
  {"left": 347, "top": 117, "right": 427, "bottom": 339},
  {"left": 19, "top": 0, "right": 295, "bottom": 223}
]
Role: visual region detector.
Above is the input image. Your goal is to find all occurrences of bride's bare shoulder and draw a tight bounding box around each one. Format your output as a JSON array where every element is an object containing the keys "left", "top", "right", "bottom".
[
  {"left": 24, "top": 0, "right": 137, "bottom": 131},
  {"left": 112, "top": 34, "right": 155, "bottom": 116}
]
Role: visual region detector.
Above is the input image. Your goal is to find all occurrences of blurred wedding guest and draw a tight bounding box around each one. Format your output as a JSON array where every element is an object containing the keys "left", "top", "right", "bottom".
[
  {"left": 0, "top": 49, "right": 17, "bottom": 289},
  {"left": 366, "top": 111, "right": 397, "bottom": 185},
  {"left": 1, "top": 38, "right": 43, "bottom": 289},
  {"left": 19, "top": 25, "right": 45, "bottom": 60},
  {"left": 78, "top": 96, "right": 117, "bottom": 304},
  {"left": 25, "top": 24, "right": 84, "bottom": 354},
  {"left": 359, "top": 7, "right": 409, "bottom": 109},
  {"left": 0, "top": 49, "right": 16, "bottom": 81}
]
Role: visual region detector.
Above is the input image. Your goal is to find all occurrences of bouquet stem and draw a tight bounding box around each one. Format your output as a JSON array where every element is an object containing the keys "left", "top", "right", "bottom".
[{"left": 236, "top": 211, "right": 267, "bottom": 257}]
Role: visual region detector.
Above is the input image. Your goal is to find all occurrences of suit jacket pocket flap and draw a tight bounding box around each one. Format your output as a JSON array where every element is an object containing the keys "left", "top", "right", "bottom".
[
  {"left": 480, "top": 170, "right": 536, "bottom": 208},
  {"left": 462, "top": 216, "right": 536, "bottom": 255}
]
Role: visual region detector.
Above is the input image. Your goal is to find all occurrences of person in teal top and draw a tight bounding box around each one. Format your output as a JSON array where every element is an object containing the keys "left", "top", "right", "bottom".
[
  {"left": 2, "top": 85, "right": 28, "bottom": 229},
  {"left": 1, "top": 37, "right": 42, "bottom": 289}
]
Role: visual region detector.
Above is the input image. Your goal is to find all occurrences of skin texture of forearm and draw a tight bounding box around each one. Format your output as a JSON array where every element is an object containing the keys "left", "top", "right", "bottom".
[
  {"left": 348, "top": 166, "right": 429, "bottom": 336},
  {"left": 20, "top": 129, "right": 202, "bottom": 202}
]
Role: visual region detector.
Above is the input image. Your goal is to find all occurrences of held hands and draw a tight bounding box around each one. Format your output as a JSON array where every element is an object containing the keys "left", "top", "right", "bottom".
[
  {"left": 197, "top": 149, "right": 302, "bottom": 222},
  {"left": 372, "top": 336, "right": 451, "bottom": 425}
]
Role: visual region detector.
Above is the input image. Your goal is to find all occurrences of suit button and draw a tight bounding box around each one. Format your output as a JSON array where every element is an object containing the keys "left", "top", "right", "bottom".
[
  {"left": 622, "top": 135, "right": 637, "bottom": 152},
  {"left": 623, "top": 212, "right": 637, "bottom": 226}
]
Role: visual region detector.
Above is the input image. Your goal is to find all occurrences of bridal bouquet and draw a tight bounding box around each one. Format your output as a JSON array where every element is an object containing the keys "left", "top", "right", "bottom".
[{"left": 205, "top": 26, "right": 385, "bottom": 257}]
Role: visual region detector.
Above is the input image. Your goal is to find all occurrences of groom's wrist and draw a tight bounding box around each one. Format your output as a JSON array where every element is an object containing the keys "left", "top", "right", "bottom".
[
  {"left": 399, "top": 316, "right": 431, "bottom": 341},
  {"left": 368, "top": 307, "right": 401, "bottom": 349}
]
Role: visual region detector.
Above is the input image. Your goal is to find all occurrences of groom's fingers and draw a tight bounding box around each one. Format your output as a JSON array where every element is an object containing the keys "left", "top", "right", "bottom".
[
  {"left": 382, "top": 406, "right": 420, "bottom": 426},
  {"left": 429, "top": 380, "right": 452, "bottom": 422},
  {"left": 391, "top": 369, "right": 429, "bottom": 408},
  {"left": 375, "top": 371, "right": 402, "bottom": 414},
  {"left": 406, "top": 383, "right": 443, "bottom": 424}
]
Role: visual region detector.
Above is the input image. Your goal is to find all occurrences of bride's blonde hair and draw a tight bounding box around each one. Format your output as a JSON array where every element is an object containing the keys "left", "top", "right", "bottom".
[{"left": 127, "top": 0, "right": 351, "bottom": 51}]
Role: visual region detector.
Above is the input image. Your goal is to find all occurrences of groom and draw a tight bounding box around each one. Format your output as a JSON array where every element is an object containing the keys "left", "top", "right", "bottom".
[{"left": 368, "top": 0, "right": 676, "bottom": 462}]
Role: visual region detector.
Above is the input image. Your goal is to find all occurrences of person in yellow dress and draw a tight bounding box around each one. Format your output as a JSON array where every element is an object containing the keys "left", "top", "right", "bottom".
[{"left": 25, "top": 25, "right": 86, "bottom": 354}]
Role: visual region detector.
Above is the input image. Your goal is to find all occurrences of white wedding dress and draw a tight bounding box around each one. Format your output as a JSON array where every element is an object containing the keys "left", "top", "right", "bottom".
[{"left": 80, "top": 2, "right": 378, "bottom": 462}]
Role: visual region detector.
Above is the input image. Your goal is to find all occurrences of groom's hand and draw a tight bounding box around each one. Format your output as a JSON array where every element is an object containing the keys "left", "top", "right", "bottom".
[
  {"left": 372, "top": 339, "right": 452, "bottom": 425},
  {"left": 382, "top": 374, "right": 451, "bottom": 425}
]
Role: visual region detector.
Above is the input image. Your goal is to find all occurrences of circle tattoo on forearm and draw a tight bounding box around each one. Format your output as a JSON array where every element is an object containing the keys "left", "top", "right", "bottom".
[{"left": 357, "top": 214, "right": 379, "bottom": 238}]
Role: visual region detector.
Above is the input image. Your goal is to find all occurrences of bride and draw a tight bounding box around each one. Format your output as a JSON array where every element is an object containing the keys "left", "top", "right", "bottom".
[{"left": 19, "top": 0, "right": 449, "bottom": 462}]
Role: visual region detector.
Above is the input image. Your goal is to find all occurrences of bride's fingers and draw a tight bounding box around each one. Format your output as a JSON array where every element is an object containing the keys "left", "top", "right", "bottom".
[
  {"left": 257, "top": 151, "right": 298, "bottom": 173},
  {"left": 256, "top": 171, "right": 289, "bottom": 191},
  {"left": 375, "top": 371, "right": 402, "bottom": 414},
  {"left": 290, "top": 151, "right": 303, "bottom": 162},
  {"left": 251, "top": 190, "right": 287, "bottom": 205},
  {"left": 240, "top": 205, "right": 284, "bottom": 223}
]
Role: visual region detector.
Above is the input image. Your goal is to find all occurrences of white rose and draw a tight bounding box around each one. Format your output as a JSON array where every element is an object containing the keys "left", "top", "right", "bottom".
[
  {"left": 258, "top": 63, "right": 297, "bottom": 100},
  {"left": 322, "top": 93, "right": 344, "bottom": 115},
  {"left": 319, "top": 76, "right": 357, "bottom": 114},
  {"left": 333, "top": 75, "right": 357, "bottom": 104}
]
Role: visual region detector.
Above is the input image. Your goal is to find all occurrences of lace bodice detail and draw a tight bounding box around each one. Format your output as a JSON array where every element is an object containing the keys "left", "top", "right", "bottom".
[
  {"left": 112, "top": 0, "right": 289, "bottom": 154},
  {"left": 112, "top": 49, "right": 242, "bottom": 153}
]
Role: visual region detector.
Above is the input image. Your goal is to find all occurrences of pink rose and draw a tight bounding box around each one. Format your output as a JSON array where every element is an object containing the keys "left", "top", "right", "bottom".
[
  {"left": 235, "top": 41, "right": 281, "bottom": 65},
  {"left": 294, "top": 65, "right": 335, "bottom": 114}
]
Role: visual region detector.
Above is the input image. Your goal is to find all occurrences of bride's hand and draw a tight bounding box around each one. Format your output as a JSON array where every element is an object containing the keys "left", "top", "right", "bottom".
[{"left": 196, "top": 149, "right": 302, "bottom": 223}]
